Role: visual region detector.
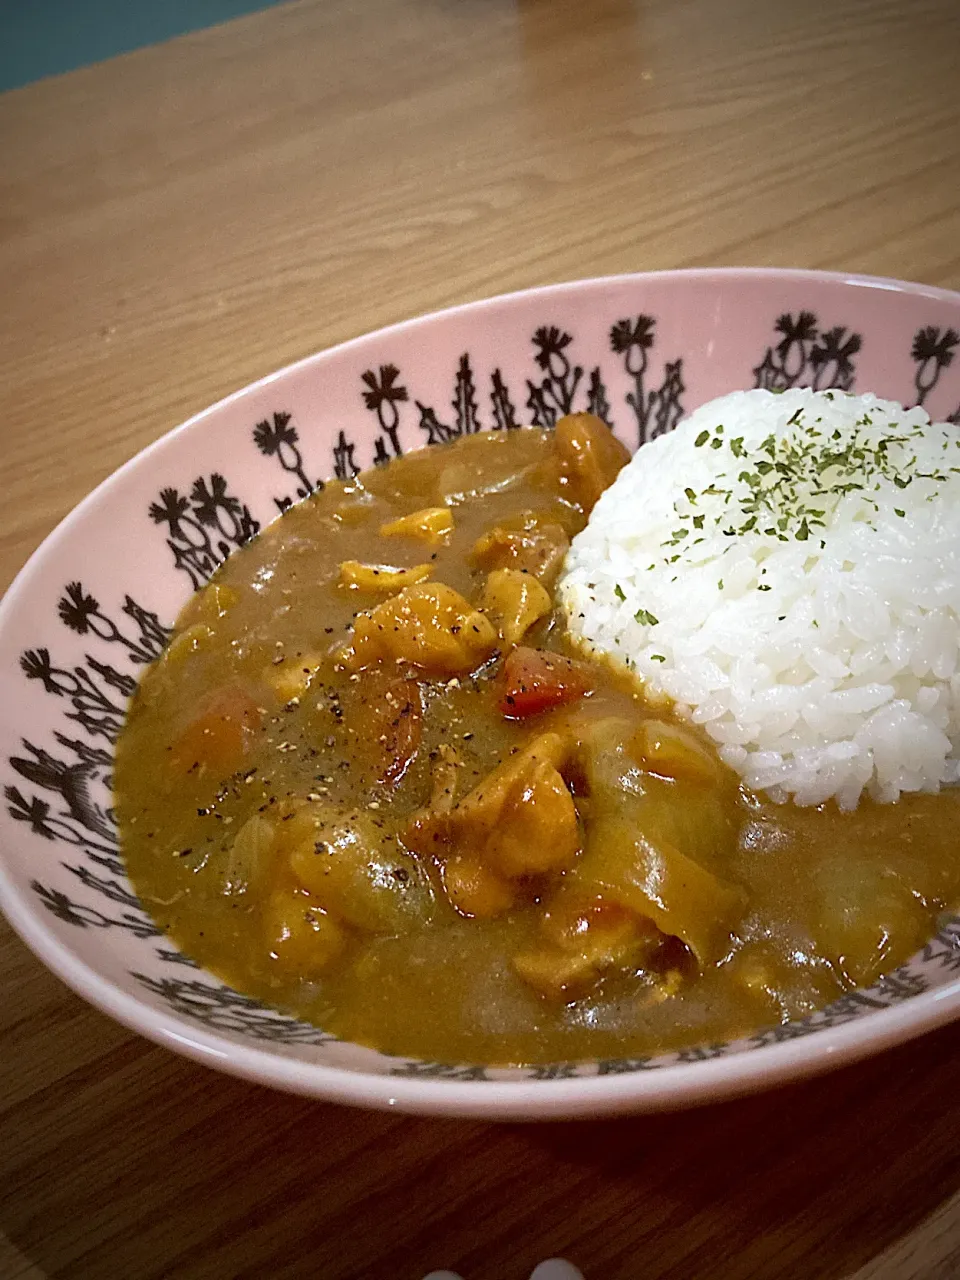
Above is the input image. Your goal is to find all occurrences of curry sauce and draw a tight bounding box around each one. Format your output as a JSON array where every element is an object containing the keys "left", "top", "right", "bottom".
[{"left": 115, "top": 420, "right": 960, "bottom": 1064}]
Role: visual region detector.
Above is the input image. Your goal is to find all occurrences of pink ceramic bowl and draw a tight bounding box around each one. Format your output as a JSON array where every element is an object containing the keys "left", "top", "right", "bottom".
[{"left": 2, "top": 269, "right": 960, "bottom": 1119}]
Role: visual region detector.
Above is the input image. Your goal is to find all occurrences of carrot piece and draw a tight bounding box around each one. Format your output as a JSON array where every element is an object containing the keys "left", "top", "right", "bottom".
[
  {"left": 170, "top": 686, "right": 261, "bottom": 773},
  {"left": 499, "top": 647, "right": 592, "bottom": 719}
]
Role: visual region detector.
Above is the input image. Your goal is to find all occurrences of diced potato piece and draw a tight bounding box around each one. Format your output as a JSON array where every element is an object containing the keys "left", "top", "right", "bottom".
[
  {"left": 442, "top": 852, "right": 516, "bottom": 918},
  {"left": 650, "top": 968, "right": 684, "bottom": 1004},
  {"left": 347, "top": 583, "right": 497, "bottom": 675},
  {"left": 479, "top": 568, "right": 552, "bottom": 647},
  {"left": 408, "top": 733, "right": 579, "bottom": 909},
  {"left": 332, "top": 486, "right": 377, "bottom": 525},
  {"left": 177, "top": 582, "right": 240, "bottom": 630},
  {"left": 262, "top": 888, "right": 347, "bottom": 975},
  {"left": 633, "top": 719, "right": 725, "bottom": 785},
  {"left": 471, "top": 519, "right": 570, "bottom": 585},
  {"left": 263, "top": 652, "right": 324, "bottom": 703},
  {"left": 221, "top": 812, "right": 278, "bottom": 896},
  {"left": 514, "top": 900, "right": 662, "bottom": 1000},
  {"left": 170, "top": 686, "right": 261, "bottom": 774},
  {"left": 380, "top": 507, "right": 454, "bottom": 545},
  {"left": 158, "top": 622, "right": 216, "bottom": 671},
  {"left": 339, "top": 560, "right": 432, "bottom": 592},
  {"left": 554, "top": 412, "right": 630, "bottom": 511},
  {"left": 721, "top": 939, "right": 835, "bottom": 1022},
  {"left": 513, "top": 949, "right": 592, "bottom": 999},
  {"left": 726, "top": 951, "right": 782, "bottom": 1014},
  {"left": 286, "top": 802, "right": 434, "bottom": 933}
]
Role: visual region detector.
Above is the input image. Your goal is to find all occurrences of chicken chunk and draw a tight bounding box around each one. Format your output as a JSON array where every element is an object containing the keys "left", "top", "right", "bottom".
[
  {"left": 479, "top": 568, "right": 552, "bottom": 647},
  {"left": 471, "top": 517, "right": 570, "bottom": 586},
  {"left": 346, "top": 582, "right": 497, "bottom": 675},
  {"left": 336, "top": 671, "right": 424, "bottom": 786},
  {"left": 408, "top": 732, "right": 580, "bottom": 915},
  {"left": 442, "top": 852, "right": 516, "bottom": 918},
  {"left": 513, "top": 898, "right": 664, "bottom": 1000}
]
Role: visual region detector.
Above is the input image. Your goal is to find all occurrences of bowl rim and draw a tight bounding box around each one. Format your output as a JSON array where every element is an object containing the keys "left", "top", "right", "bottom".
[{"left": 3, "top": 265, "right": 960, "bottom": 1118}]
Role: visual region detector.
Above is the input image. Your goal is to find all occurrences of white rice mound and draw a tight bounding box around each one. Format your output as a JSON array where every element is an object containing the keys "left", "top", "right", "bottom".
[{"left": 560, "top": 388, "right": 960, "bottom": 810}]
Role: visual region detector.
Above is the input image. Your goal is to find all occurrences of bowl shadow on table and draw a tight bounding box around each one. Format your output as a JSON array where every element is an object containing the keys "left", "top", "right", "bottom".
[{"left": 4, "top": 989, "right": 960, "bottom": 1280}]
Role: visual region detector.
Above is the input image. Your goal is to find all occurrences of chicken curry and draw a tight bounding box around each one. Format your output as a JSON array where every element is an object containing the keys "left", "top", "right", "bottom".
[{"left": 115, "top": 418, "right": 960, "bottom": 1063}]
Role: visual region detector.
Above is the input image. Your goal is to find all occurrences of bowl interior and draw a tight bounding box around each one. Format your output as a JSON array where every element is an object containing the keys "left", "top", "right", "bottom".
[{"left": 3, "top": 268, "right": 960, "bottom": 1115}]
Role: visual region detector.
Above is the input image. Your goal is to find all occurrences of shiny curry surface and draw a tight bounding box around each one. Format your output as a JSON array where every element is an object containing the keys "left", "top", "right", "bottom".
[{"left": 115, "top": 420, "right": 960, "bottom": 1064}]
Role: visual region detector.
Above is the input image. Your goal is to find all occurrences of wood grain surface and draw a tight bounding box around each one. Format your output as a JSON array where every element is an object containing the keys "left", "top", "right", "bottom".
[{"left": 2, "top": 0, "right": 960, "bottom": 1276}]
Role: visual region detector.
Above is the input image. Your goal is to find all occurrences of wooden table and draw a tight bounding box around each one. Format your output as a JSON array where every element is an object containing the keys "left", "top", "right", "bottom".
[{"left": 3, "top": 0, "right": 960, "bottom": 1276}]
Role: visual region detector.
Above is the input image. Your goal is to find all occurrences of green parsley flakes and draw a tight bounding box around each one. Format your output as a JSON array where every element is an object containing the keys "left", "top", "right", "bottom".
[{"left": 657, "top": 401, "right": 956, "bottom": 568}]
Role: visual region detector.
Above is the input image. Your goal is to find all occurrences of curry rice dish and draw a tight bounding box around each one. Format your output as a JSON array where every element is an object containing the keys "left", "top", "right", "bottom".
[{"left": 115, "top": 394, "right": 960, "bottom": 1064}]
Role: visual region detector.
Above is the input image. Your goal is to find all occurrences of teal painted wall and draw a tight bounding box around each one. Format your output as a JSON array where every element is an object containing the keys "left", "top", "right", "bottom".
[{"left": 0, "top": 0, "right": 285, "bottom": 92}]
